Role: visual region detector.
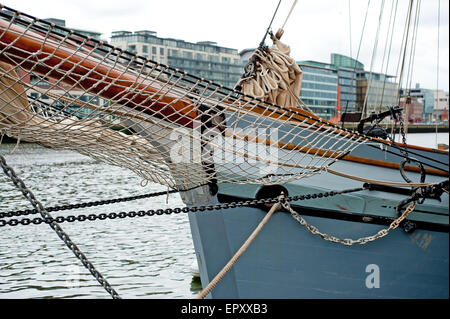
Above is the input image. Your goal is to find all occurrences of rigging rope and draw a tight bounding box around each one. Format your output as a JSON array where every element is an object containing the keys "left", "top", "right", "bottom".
[
  {"left": 281, "top": 0, "right": 298, "bottom": 30},
  {"left": 341, "top": 0, "right": 371, "bottom": 128},
  {"left": 376, "top": 0, "right": 396, "bottom": 112},
  {"left": 196, "top": 194, "right": 284, "bottom": 299},
  {"left": 362, "top": 0, "right": 386, "bottom": 118},
  {"left": 435, "top": 0, "right": 441, "bottom": 122},
  {"left": 395, "top": 0, "right": 414, "bottom": 105},
  {"left": 348, "top": 0, "right": 353, "bottom": 60},
  {"left": 404, "top": 0, "right": 421, "bottom": 99},
  {"left": 381, "top": 0, "right": 399, "bottom": 109}
]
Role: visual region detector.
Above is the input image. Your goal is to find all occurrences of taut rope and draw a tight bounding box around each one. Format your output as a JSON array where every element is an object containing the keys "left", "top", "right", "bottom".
[{"left": 196, "top": 194, "right": 284, "bottom": 299}]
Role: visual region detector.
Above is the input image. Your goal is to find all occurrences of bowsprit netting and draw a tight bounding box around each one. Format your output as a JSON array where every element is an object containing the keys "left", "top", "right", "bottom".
[{"left": 0, "top": 6, "right": 368, "bottom": 191}]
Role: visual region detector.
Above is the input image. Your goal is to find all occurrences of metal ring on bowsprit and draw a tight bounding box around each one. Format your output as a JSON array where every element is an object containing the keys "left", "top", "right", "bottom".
[{"left": 400, "top": 158, "right": 426, "bottom": 184}]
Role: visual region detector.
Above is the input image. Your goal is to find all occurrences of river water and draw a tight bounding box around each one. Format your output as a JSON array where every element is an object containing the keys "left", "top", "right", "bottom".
[{"left": 0, "top": 132, "right": 448, "bottom": 298}]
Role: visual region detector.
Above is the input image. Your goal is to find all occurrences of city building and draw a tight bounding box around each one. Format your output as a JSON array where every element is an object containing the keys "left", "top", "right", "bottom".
[
  {"left": 43, "top": 18, "right": 102, "bottom": 40},
  {"left": 400, "top": 96, "right": 423, "bottom": 123},
  {"left": 357, "top": 71, "right": 398, "bottom": 117},
  {"left": 400, "top": 83, "right": 435, "bottom": 122},
  {"left": 239, "top": 48, "right": 255, "bottom": 63},
  {"left": 433, "top": 90, "right": 449, "bottom": 122},
  {"left": 297, "top": 61, "right": 338, "bottom": 120},
  {"left": 110, "top": 30, "right": 244, "bottom": 89},
  {"left": 330, "top": 53, "right": 364, "bottom": 114},
  {"left": 19, "top": 18, "right": 106, "bottom": 119}
]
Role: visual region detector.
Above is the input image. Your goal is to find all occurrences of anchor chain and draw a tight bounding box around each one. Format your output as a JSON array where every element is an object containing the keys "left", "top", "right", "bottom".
[
  {"left": 283, "top": 200, "right": 416, "bottom": 246},
  {"left": 387, "top": 109, "right": 429, "bottom": 185},
  {"left": 0, "top": 154, "right": 121, "bottom": 299},
  {"left": 282, "top": 182, "right": 449, "bottom": 245},
  {"left": 397, "top": 107, "right": 409, "bottom": 159},
  {"left": 0, "top": 184, "right": 205, "bottom": 218},
  {"left": 0, "top": 187, "right": 367, "bottom": 227}
]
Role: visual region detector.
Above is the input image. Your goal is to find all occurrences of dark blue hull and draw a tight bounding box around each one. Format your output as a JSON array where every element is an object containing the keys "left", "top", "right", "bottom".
[{"left": 188, "top": 198, "right": 449, "bottom": 298}]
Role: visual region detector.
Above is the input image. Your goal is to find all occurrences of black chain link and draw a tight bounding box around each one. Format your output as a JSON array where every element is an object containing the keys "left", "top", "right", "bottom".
[
  {"left": 0, "top": 184, "right": 206, "bottom": 218},
  {"left": 397, "top": 112, "right": 409, "bottom": 159},
  {"left": 0, "top": 187, "right": 367, "bottom": 228},
  {"left": 0, "top": 154, "right": 121, "bottom": 299},
  {"left": 0, "top": 153, "right": 369, "bottom": 300}
]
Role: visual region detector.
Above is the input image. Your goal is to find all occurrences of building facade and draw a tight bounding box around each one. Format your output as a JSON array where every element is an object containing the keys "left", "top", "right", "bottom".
[
  {"left": 43, "top": 18, "right": 102, "bottom": 39},
  {"left": 433, "top": 90, "right": 449, "bottom": 122},
  {"left": 21, "top": 18, "right": 106, "bottom": 119},
  {"left": 357, "top": 72, "right": 398, "bottom": 117},
  {"left": 110, "top": 30, "right": 244, "bottom": 89},
  {"left": 330, "top": 53, "right": 364, "bottom": 114},
  {"left": 400, "top": 97, "right": 423, "bottom": 123},
  {"left": 297, "top": 61, "right": 338, "bottom": 120},
  {"left": 400, "top": 84, "right": 435, "bottom": 122}
]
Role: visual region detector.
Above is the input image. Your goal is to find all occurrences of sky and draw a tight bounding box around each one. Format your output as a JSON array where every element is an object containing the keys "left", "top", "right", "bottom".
[{"left": 2, "top": 0, "right": 449, "bottom": 91}]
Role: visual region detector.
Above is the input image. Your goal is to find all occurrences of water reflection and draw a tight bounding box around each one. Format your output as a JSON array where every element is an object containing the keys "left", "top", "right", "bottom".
[{"left": 0, "top": 143, "right": 201, "bottom": 298}]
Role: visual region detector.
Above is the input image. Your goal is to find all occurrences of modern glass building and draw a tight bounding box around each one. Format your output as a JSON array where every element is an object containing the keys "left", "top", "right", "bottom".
[
  {"left": 330, "top": 53, "right": 364, "bottom": 113},
  {"left": 297, "top": 61, "right": 338, "bottom": 120},
  {"left": 331, "top": 53, "right": 364, "bottom": 70},
  {"left": 110, "top": 30, "right": 244, "bottom": 89},
  {"left": 357, "top": 71, "right": 398, "bottom": 116},
  {"left": 43, "top": 18, "right": 102, "bottom": 39}
]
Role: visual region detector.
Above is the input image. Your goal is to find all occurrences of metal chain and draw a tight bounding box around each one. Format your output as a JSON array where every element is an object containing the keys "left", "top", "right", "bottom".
[
  {"left": 0, "top": 184, "right": 205, "bottom": 218},
  {"left": 397, "top": 112, "right": 409, "bottom": 159},
  {"left": 282, "top": 200, "right": 416, "bottom": 246},
  {"left": 0, "top": 187, "right": 367, "bottom": 228},
  {"left": 0, "top": 155, "right": 121, "bottom": 299}
]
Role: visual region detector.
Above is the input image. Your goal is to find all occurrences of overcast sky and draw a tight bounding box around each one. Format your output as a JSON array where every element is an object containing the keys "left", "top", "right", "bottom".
[{"left": 2, "top": 0, "right": 449, "bottom": 91}]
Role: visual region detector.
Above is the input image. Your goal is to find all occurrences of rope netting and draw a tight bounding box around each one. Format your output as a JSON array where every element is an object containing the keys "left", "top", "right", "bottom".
[{"left": 0, "top": 5, "right": 369, "bottom": 191}]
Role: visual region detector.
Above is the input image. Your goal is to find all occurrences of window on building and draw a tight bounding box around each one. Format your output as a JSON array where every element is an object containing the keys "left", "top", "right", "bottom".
[
  {"left": 152, "top": 47, "right": 157, "bottom": 54},
  {"left": 30, "top": 74, "right": 49, "bottom": 87},
  {"left": 29, "top": 92, "right": 39, "bottom": 99},
  {"left": 160, "top": 48, "right": 164, "bottom": 55},
  {"left": 183, "top": 51, "right": 193, "bottom": 59},
  {"left": 79, "top": 95, "right": 90, "bottom": 102},
  {"left": 142, "top": 45, "right": 148, "bottom": 53}
]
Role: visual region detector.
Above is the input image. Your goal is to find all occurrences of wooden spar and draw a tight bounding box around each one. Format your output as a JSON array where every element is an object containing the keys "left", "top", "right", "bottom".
[
  {"left": 226, "top": 131, "right": 448, "bottom": 177},
  {"left": 0, "top": 19, "right": 197, "bottom": 128},
  {"left": 0, "top": 19, "right": 447, "bottom": 164}
]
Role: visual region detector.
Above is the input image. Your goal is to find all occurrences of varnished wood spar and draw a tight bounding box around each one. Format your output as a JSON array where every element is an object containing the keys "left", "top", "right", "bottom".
[
  {"left": 226, "top": 131, "right": 449, "bottom": 177},
  {"left": 0, "top": 19, "right": 197, "bottom": 128},
  {"left": 1, "top": 19, "right": 447, "bottom": 169},
  {"left": 238, "top": 103, "right": 449, "bottom": 156}
]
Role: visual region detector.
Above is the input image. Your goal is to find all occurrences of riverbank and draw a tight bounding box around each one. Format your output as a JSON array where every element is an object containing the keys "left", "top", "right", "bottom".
[
  {"left": 2, "top": 124, "right": 447, "bottom": 144},
  {"left": 341, "top": 123, "right": 449, "bottom": 133}
]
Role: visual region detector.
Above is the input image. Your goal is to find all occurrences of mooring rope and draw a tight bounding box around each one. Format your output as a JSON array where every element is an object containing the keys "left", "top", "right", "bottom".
[{"left": 196, "top": 194, "right": 284, "bottom": 299}]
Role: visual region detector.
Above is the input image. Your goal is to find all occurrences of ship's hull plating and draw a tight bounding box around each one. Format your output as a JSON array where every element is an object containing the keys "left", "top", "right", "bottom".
[{"left": 188, "top": 198, "right": 449, "bottom": 298}]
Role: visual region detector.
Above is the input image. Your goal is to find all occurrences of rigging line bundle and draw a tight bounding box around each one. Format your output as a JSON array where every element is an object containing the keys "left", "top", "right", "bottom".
[{"left": 362, "top": 0, "right": 386, "bottom": 118}]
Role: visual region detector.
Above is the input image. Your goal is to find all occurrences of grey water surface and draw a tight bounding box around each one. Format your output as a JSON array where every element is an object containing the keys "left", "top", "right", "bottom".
[{"left": 0, "top": 143, "right": 201, "bottom": 298}]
